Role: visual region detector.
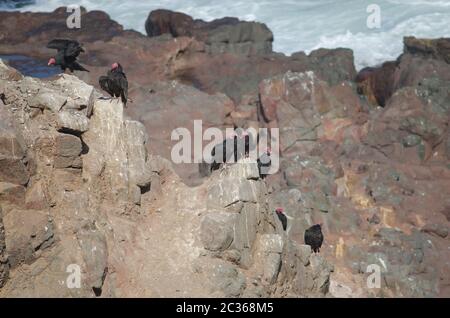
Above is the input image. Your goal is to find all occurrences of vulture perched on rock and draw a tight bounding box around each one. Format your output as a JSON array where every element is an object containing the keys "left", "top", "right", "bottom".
[
  {"left": 304, "top": 224, "right": 324, "bottom": 253},
  {"left": 99, "top": 63, "right": 129, "bottom": 107},
  {"left": 275, "top": 208, "right": 288, "bottom": 231},
  {"left": 47, "top": 39, "right": 89, "bottom": 72},
  {"left": 210, "top": 131, "right": 237, "bottom": 172}
]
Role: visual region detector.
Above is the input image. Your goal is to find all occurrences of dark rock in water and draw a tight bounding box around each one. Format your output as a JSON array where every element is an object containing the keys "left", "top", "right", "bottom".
[
  {"left": 145, "top": 9, "right": 196, "bottom": 38},
  {"left": 0, "top": 55, "right": 60, "bottom": 78},
  {"left": 145, "top": 9, "right": 273, "bottom": 55}
]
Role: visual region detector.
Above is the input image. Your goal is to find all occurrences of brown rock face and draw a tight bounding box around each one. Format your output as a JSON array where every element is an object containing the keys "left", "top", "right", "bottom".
[
  {"left": 1, "top": 7, "right": 449, "bottom": 298},
  {"left": 356, "top": 36, "right": 450, "bottom": 107},
  {"left": 145, "top": 9, "right": 196, "bottom": 37},
  {"left": 145, "top": 9, "right": 274, "bottom": 55}
]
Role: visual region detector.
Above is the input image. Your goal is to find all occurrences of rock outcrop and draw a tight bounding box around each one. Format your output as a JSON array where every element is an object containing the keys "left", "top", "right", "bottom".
[
  {"left": 0, "top": 59, "right": 332, "bottom": 297},
  {"left": 145, "top": 9, "right": 274, "bottom": 55},
  {"left": 0, "top": 7, "right": 449, "bottom": 298}
]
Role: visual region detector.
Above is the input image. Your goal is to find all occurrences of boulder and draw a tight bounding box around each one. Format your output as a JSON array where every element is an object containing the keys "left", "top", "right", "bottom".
[
  {"left": 76, "top": 221, "right": 108, "bottom": 296},
  {"left": 0, "top": 182, "right": 26, "bottom": 205},
  {"left": 200, "top": 212, "right": 236, "bottom": 252},
  {"left": 145, "top": 9, "right": 273, "bottom": 55},
  {"left": 54, "top": 134, "right": 83, "bottom": 169},
  {"left": 57, "top": 110, "right": 89, "bottom": 134},
  {"left": 3, "top": 209, "right": 54, "bottom": 268}
]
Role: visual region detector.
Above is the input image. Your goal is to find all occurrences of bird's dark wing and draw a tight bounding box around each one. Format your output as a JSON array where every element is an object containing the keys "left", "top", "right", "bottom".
[
  {"left": 47, "top": 39, "right": 84, "bottom": 58},
  {"left": 70, "top": 61, "right": 89, "bottom": 72},
  {"left": 99, "top": 76, "right": 114, "bottom": 97},
  {"left": 65, "top": 41, "right": 85, "bottom": 58},
  {"left": 47, "top": 39, "right": 76, "bottom": 51},
  {"left": 119, "top": 75, "right": 128, "bottom": 107}
]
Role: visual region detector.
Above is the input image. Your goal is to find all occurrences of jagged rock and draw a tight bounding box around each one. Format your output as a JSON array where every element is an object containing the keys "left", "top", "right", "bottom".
[
  {"left": 131, "top": 80, "right": 234, "bottom": 184},
  {"left": 0, "top": 158, "right": 29, "bottom": 186},
  {"left": 207, "top": 177, "right": 259, "bottom": 208},
  {"left": 53, "top": 75, "right": 96, "bottom": 110},
  {"left": 0, "top": 59, "right": 22, "bottom": 81},
  {"left": 404, "top": 36, "right": 450, "bottom": 63},
  {"left": 3, "top": 209, "right": 54, "bottom": 268},
  {"left": 145, "top": 9, "right": 195, "bottom": 37},
  {"left": 222, "top": 159, "right": 260, "bottom": 180},
  {"left": 356, "top": 37, "right": 450, "bottom": 107},
  {"left": 28, "top": 90, "right": 67, "bottom": 113},
  {"left": 83, "top": 99, "right": 153, "bottom": 213},
  {"left": 259, "top": 71, "right": 361, "bottom": 156},
  {"left": 297, "top": 244, "right": 312, "bottom": 266},
  {"left": 57, "top": 110, "right": 89, "bottom": 134},
  {"left": 204, "top": 21, "right": 273, "bottom": 55},
  {"left": 77, "top": 221, "right": 108, "bottom": 295},
  {"left": 54, "top": 134, "right": 83, "bottom": 169},
  {"left": 0, "top": 102, "right": 29, "bottom": 185},
  {"left": 145, "top": 9, "right": 273, "bottom": 55},
  {"left": 25, "top": 179, "right": 49, "bottom": 210},
  {"left": 0, "top": 182, "right": 26, "bottom": 205},
  {"left": 255, "top": 235, "right": 284, "bottom": 284},
  {"left": 421, "top": 223, "right": 448, "bottom": 238},
  {"left": 210, "top": 261, "right": 246, "bottom": 297},
  {"left": 201, "top": 212, "right": 235, "bottom": 252}
]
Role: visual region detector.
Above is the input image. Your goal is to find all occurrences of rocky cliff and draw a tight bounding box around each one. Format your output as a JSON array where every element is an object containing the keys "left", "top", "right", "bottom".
[
  {"left": 0, "top": 7, "right": 449, "bottom": 298},
  {"left": 0, "top": 59, "right": 332, "bottom": 297}
]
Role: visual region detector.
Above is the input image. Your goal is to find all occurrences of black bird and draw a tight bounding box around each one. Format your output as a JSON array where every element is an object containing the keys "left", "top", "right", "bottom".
[
  {"left": 210, "top": 131, "right": 237, "bottom": 172},
  {"left": 304, "top": 224, "right": 324, "bottom": 253},
  {"left": 99, "top": 63, "right": 129, "bottom": 107},
  {"left": 47, "top": 39, "right": 89, "bottom": 72},
  {"left": 257, "top": 147, "right": 272, "bottom": 179},
  {"left": 275, "top": 208, "right": 288, "bottom": 231}
]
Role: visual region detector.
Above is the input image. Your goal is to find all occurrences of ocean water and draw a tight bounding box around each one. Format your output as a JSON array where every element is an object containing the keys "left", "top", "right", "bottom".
[{"left": 1, "top": 0, "right": 450, "bottom": 69}]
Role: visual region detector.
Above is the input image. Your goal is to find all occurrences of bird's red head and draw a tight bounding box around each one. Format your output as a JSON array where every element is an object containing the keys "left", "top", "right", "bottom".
[
  {"left": 111, "top": 62, "right": 119, "bottom": 70},
  {"left": 275, "top": 207, "right": 284, "bottom": 214},
  {"left": 48, "top": 58, "right": 56, "bottom": 66},
  {"left": 266, "top": 147, "right": 272, "bottom": 154}
]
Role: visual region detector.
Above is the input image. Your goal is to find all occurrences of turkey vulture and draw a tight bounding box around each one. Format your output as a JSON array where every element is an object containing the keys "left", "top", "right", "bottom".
[
  {"left": 210, "top": 131, "right": 237, "bottom": 172},
  {"left": 99, "top": 63, "right": 129, "bottom": 107},
  {"left": 47, "top": 39, "right": 89, "bottom": 72},
  {"left": 275, "top": 208, "right": 288, "bottom": 231},
  {"left": 257, "top": 147, "right": 271, "bottom": 179},
  {"left": 235, "top": 130, "right": 256, "bottom": 161},
  {"left": 304, "top": 224, "right": 324, "bottom": 253}
]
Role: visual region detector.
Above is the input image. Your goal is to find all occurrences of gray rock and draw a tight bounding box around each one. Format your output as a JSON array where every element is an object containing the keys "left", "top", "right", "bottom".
[
  {"left": 297, "top": 244, "right": 312, "bottom": 266},
  {"left": 207, "top": 177, "right": 259, "bottom": 208},
  {"left": 211, "top": 262, "right": 246, "bottom": 297},
  {"left": 258, "top": 234, "right": 284, "bottom": 254},
  {"left": 29, "top": 90, "right": 67, "bottom": 113},
  {"left": 77, "top": 221, "right": 108, "bottom": 295},
  {"left": 54, "top": 134, "right": 82, "bottom": 169},
  {"left": 262, "top": 252, "right": 282, "bottom": 284},
  {"left": 57, "top": 110, "right": 89, "bottom": 134},
  {"left": 201, "top": 212, "right": 235, "bottom": 252}
]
